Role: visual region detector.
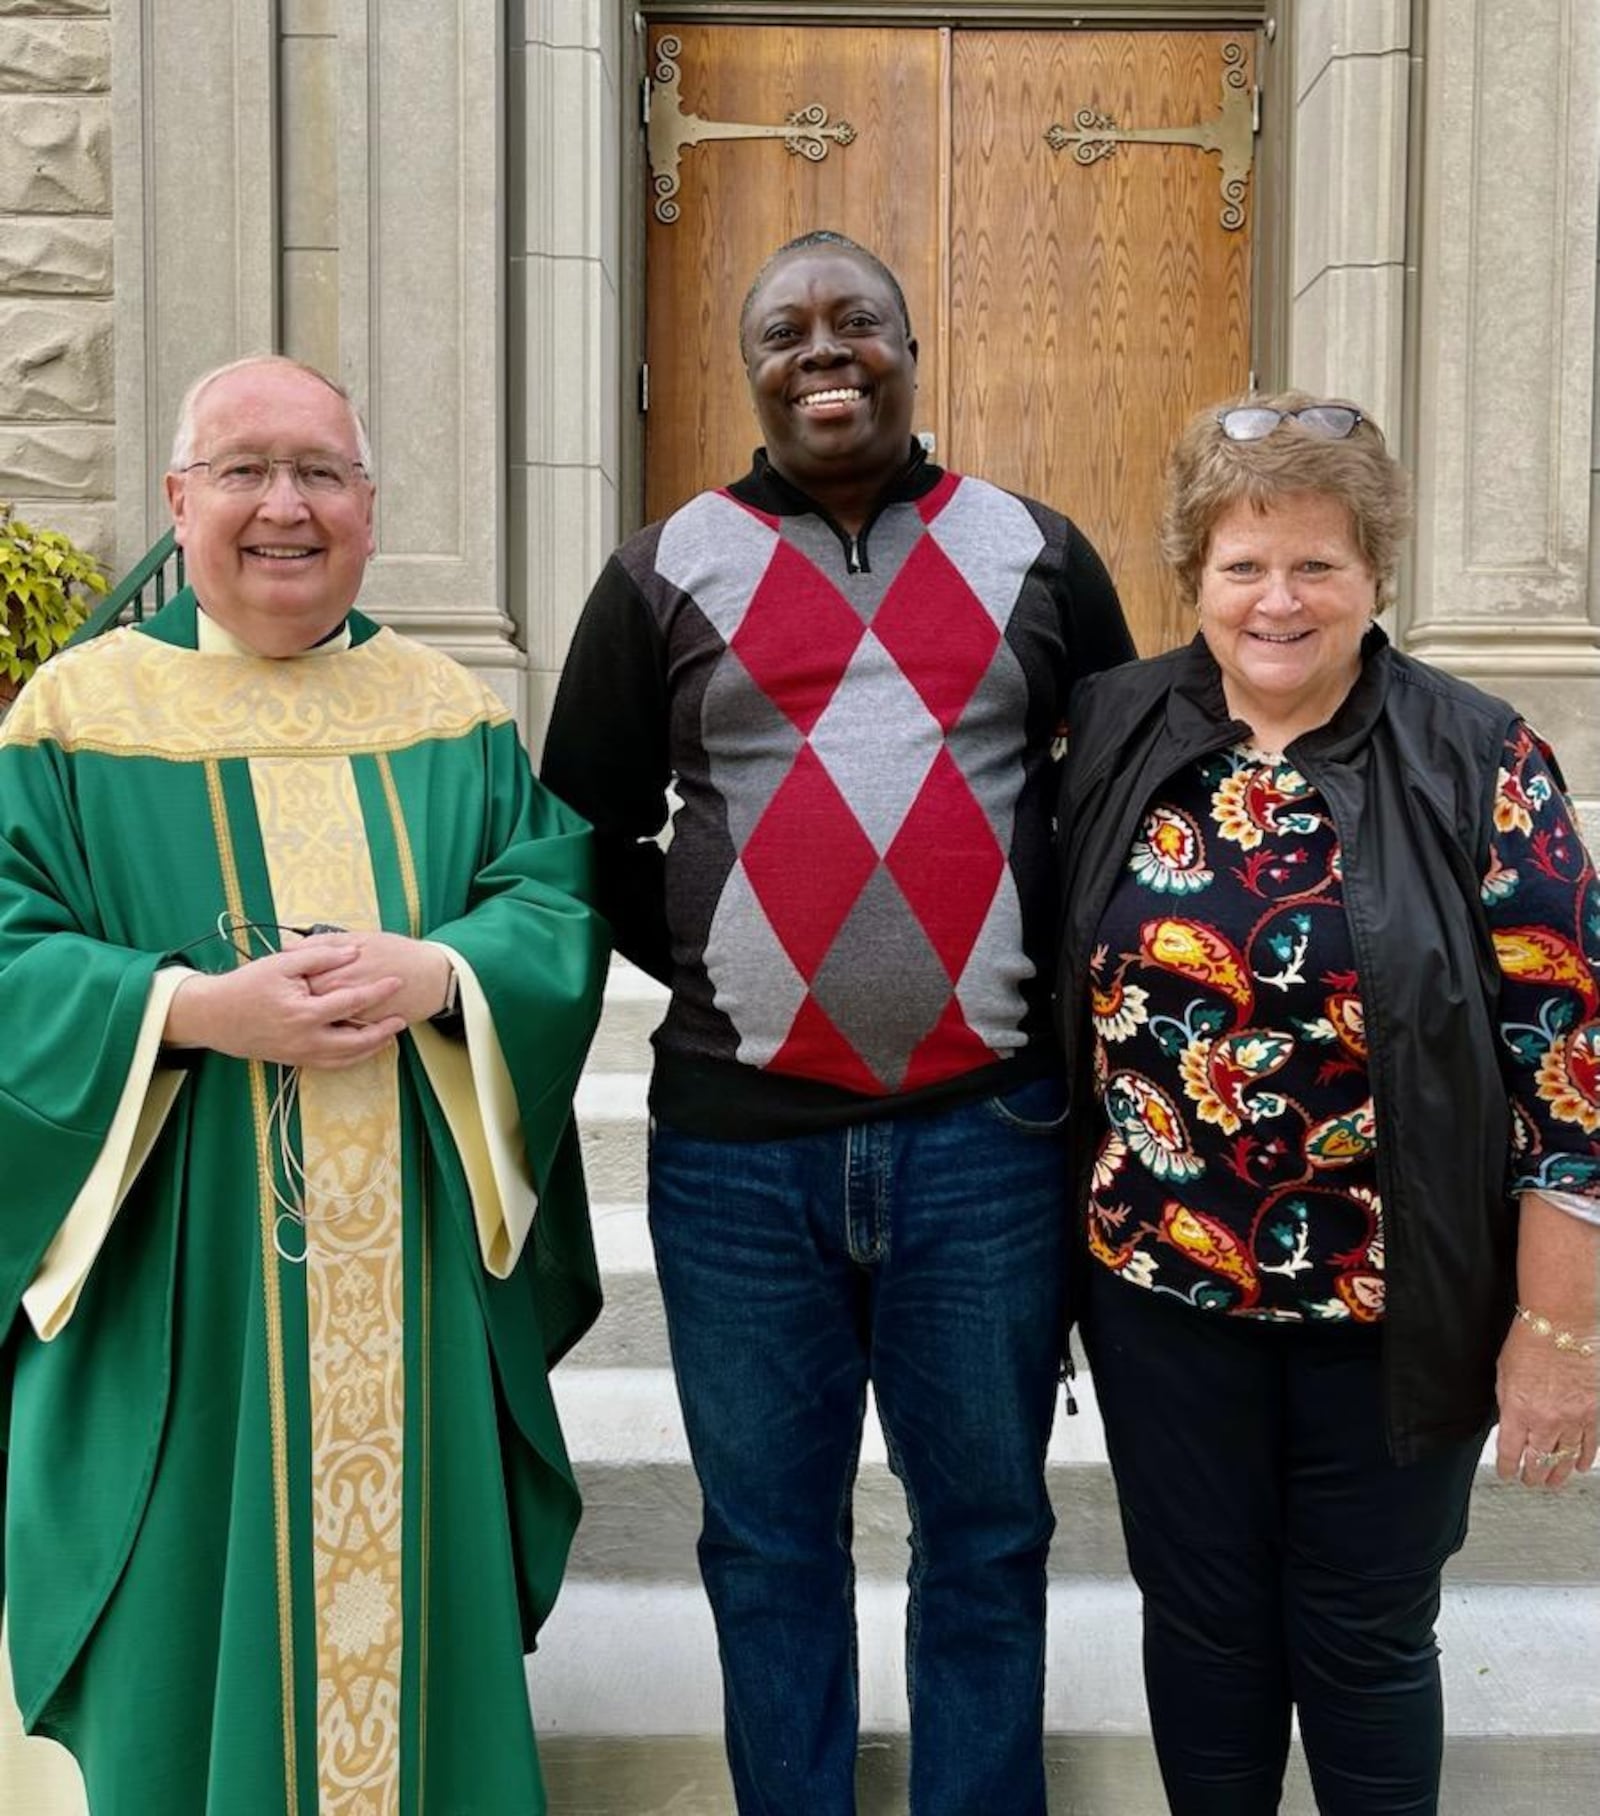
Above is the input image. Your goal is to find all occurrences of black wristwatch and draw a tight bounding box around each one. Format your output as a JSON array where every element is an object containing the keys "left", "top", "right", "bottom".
[{"left": 429, "top": 964, "right": 464, "bottom": 1033}]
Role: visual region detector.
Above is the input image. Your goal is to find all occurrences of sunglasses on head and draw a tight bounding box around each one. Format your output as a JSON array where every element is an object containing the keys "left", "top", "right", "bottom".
[{"left": 1218, "top": 404, "right": 1364, "bottom": 442}]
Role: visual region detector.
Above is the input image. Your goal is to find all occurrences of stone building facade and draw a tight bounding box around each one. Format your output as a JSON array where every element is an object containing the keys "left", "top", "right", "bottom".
[
  {"left": 2, "top": 0, "right": 1595, "bottom": 809},
  {"left": 3, "top": 9, "right": 1599, "bottom": 1811},
  {"left": 0, "top": 0, "right": 113, "bottom": 567}
]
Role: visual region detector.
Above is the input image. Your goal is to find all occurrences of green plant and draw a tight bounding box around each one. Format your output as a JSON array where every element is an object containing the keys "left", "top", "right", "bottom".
[{"left": 1, "top": 502, "right": 110, "bottom": 696}]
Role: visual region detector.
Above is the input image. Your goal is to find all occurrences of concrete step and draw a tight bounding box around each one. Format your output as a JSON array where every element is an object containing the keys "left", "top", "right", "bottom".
[
  {"left": 527, "top": 1575, "right": 1600, "bottom": 1740},
  {"left": 557, "top": 1368, "right": 1127, "bottom": 1583},
  {"left": 553, "top": 1364, "right": 1600, "bottom": 1588},
  {"left": 565, "top": 1202, "right": 1600, "bottom": 1585},
  {"left": 536, "top": 1732, "right": 1600, "bottom": 1816},
  {"left": 532, "top": 1529, "right": 1599, "bottom": 1807},
  {"left": 573, "top": 1203, "right": 664, "bottom": 1371},
  {"left": 585, "top": 959, "right": 668, "bottom": 1073},
  {"left": 576, "top": 1072, "right": 651, "bottom": 1204}
]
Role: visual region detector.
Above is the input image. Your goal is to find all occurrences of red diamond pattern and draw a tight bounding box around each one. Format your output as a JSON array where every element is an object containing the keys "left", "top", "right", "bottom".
[
  {"left": 885, "top": 746, "right": 1005, "bottom": 980},
  {"left": 731, "top": 540, "right": 866, "bottom": 735},
  {"left": 900, "top": 996, "right": 1003, "bottom": 1093},
  {"left": 689, "top": 480, "right": 1041, "bottom": 1095},
  {"left": 741, "top": 743, "right": 879, "bottom": 980},
  {"left": 872, "top": 535, "right": 1001, "bottom": 732},
  {"left": 915, "top": 470, "right": 961, "bottom": 523},
  {"left": 768, "top": 995, "right": 886, "bottom": 1095}
]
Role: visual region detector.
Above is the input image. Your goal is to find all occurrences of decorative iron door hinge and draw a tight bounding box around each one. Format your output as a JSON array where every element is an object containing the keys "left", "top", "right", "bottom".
[
  {"left": 1044, "top": 42, "right": 1255, "bottom": 231},
  {"left": 645, "top": 35, "right": 856, "bottom": 225}
]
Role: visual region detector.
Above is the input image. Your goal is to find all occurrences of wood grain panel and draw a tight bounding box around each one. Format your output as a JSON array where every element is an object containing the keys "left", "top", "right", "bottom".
[
  {"left": 950, "top": 31, "right": 1253, "bottom": 653},
  {"left": 646, "top": 26, "right": 943, "bottom": 520}
]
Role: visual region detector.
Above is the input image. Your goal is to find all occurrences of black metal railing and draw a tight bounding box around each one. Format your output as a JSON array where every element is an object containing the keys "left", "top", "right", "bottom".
[{"left": 68, "top": 529, "right": 184, "bottom": 646}]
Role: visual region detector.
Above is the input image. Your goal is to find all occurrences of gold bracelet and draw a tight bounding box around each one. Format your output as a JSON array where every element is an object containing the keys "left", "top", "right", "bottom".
[{"left": 1514, "top": 1304, "right": 1600, "bottom": 1359}]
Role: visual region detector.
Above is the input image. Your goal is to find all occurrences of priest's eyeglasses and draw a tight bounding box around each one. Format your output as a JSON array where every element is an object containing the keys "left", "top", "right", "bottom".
[
  {"left": 179, "top": 451, "right": 369, "bottom": 495},
  {"left": 1218, "top": 404, "right": 1364, "bottom": 442}
]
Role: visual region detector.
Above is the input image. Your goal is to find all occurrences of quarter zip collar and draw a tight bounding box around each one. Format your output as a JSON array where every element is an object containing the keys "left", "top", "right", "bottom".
[{"left": 727, "top": 439, "right": 942, "bottom": 574}]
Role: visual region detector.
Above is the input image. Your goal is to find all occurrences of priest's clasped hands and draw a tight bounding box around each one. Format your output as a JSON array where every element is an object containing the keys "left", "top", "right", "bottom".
[{"left": 163, "top": 929, "right": 453, "bottom": 1069}]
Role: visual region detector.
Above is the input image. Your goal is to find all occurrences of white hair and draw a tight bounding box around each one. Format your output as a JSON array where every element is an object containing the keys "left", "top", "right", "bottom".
[{"left": 168, "top": 355, "right": 374, "bottom": 476}]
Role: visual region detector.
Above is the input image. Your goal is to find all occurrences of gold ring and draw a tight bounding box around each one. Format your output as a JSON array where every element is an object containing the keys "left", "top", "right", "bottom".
[{"left": 1530, "top": 1445, "right": 1579, "bottom": 1468}]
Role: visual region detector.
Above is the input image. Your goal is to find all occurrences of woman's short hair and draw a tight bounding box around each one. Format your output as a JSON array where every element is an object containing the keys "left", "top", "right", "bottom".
[{"left": 1161, "top": 389, "right": 1411, "bottom": 608}]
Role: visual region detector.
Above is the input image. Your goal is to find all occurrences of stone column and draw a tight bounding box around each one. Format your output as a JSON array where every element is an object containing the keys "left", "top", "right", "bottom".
[
  {"left": 281, "top": 0, "right": 339, "bottom": 376},
  {"left": 1287, "top": 0, "right": 1412, "bottom": 441},
  {"left": 512, "top": 0, "right": 626, "bottom": 753},
  {"left": 0, "top": 0, "right": 113, "bottom": 566},
  {"left": 329, "top": 0, "right": 520, "bottom": 711},
  {"left": 1408, "top": 0, "right": 1600, "bottom": 797},
  {"left": 113, "top": 0, "right": 525, "bottom": 712},
  {"left": 111, "top": 0, "right": 276, "bottom": 562}
]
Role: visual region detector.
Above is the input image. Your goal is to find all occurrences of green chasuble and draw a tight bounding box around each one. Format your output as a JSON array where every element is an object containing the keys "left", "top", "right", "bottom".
[{"left": 0, "top": 591, "right": 607, "bottom": 1815}]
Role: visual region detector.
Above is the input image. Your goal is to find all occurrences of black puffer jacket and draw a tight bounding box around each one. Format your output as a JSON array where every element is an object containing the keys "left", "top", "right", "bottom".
[{"left": 1055, "top": 629, "right": 1524, "bottom": 1461}]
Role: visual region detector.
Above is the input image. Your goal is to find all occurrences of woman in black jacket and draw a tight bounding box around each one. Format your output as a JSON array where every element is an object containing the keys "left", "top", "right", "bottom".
[{"left": 1055, "top": 394, "right": 1599, "bottom": 1815}]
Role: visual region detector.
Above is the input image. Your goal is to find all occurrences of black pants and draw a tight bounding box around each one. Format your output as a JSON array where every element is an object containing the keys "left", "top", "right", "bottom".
[{"left": 1081, "top": 1269, "right": 1483, "bottom": 1815}]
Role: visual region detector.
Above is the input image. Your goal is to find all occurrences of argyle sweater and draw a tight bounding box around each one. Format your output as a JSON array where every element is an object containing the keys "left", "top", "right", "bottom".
[{"left": 543, "top": 446, "right": 1133, "bottom": 1138}]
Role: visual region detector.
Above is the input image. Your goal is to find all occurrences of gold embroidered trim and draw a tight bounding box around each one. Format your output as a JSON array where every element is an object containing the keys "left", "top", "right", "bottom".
[
  {"left": 251, "top": 754, "right": 404, "bottom": 1816},
  {"left": 2, "top": 626, "right": 510, "bottom": 760},
  {"left": 206, "top": 758, "right": 300, "bottom": 1816},
  {"left": 377, "top": 745, "right": 429, "bottom": 1792},
  {"left": 376, "top": 752, "right": 422, "bottom": 939}
]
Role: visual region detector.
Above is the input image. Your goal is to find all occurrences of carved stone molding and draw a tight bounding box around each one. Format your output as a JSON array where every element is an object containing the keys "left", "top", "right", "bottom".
[
  {"left": 1409, "top": 0, "right": 1600, "bottom": 674},
  {"left": 0, "top": 97, "right": 108, "bottom": 213},
  {"left": 0, "top": 1, "right": 109, "bottom": 14},
  {"left": 0, "top": 423, "right": 113, "bottom": 497},
  {"left": 0, "top": 297, "right": 112, "bottom": 418},
  {"left": 0, "top": 215, "right": 111, "bottom": 294},
  {"left": 0, "top": 18, "right": 109, "bottom": 92}
]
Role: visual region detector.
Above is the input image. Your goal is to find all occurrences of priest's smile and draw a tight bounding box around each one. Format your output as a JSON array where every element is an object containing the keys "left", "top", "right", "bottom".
[{"left": 167, "top": 362, "right": 375, "bottom": 656}]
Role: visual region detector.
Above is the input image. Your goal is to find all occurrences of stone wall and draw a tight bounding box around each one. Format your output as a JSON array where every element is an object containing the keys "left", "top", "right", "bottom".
[
  {"left": 1287, "top": 0, "right": 1409, "bottom": 439},
  {"left": 0, "top": 0, "right": 113, "bottom": 565}
]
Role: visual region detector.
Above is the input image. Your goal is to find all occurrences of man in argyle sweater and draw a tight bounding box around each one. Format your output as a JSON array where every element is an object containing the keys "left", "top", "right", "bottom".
[{"left": 542, "top": 233, "right": 1133, "bottom": 1815}]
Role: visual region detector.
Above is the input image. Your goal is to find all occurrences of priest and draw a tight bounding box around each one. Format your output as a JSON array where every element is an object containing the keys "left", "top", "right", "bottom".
[{"left": 0, "top": 355, "right": 607, "bottom": 1814}]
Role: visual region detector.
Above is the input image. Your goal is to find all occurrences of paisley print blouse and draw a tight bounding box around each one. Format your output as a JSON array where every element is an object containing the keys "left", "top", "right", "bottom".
[{"left": 1086, "top": 723, "right": 1600, "bottom": 1322}]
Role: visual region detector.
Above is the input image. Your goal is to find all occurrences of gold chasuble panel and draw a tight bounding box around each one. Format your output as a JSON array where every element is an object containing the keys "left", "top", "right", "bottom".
[{"left": 251, "top": 754, "right": 405, "bottom": 1816}]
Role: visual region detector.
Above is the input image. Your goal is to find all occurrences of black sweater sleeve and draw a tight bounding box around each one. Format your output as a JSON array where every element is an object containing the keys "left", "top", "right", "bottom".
[
  {"left": 1061, "top": 522, "right": 1137, "bottom": 677},
  {"left": 540, "top": 553, "right": 674, "bottom": 982}
]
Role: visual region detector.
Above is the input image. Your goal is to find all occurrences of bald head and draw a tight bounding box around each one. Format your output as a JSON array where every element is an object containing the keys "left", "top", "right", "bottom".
[
  {"left": 170, "top": 356, "right": 373, "bottom": 477},
  {"left": 164, "top": 356, "right": 376, "bottom": 658}
]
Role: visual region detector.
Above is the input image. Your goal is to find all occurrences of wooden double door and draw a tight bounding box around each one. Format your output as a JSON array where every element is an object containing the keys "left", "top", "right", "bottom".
[{"left": 644, "top": 21, "right": 1257, "bottom": 654}]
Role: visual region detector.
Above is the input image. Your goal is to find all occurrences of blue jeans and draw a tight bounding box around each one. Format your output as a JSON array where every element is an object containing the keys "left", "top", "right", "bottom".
[{"left": 648, "top": 1075, "right": 1070, "bottom": 1816}]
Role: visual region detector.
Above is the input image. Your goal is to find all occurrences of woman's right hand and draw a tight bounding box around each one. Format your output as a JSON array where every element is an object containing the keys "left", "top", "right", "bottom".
[{"left": 1494, "top": 1191, "right": 1600, "bottom": 1490}]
